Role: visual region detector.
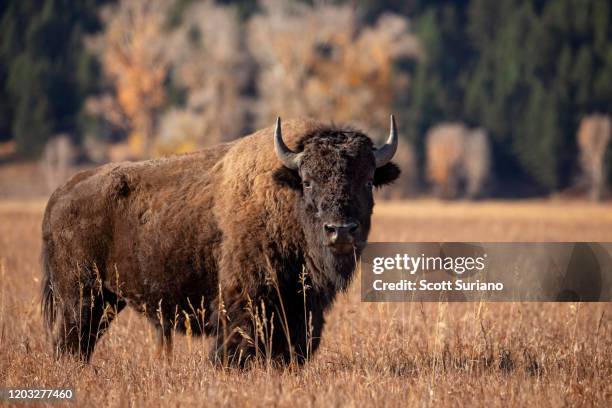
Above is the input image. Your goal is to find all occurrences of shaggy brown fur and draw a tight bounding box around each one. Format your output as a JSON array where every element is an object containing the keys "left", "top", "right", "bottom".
[{"left": 42, "top": 118, "right": 400, "bottom": 366}]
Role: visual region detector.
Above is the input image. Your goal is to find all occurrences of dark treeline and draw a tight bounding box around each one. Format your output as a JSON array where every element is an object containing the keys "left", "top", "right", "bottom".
[
  {"left": 0, "top": 0, "right": 111, "bottom": 157},
  {"left": 0, "top": 0, "right": 611, "bottom": 194},
  {"left": 404, "top": 0, "right": 612, "bottom": 193}
]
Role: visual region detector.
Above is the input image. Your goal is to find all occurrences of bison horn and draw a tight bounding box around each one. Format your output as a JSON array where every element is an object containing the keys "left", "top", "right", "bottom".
[
  {"left": 274, "top": 117, "right": 301, "bottom": 170},
  {"left": 374, "top": 115, "right": 399, "bottom": 167}
]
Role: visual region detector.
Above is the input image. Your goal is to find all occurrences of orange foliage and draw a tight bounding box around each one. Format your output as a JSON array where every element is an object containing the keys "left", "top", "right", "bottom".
[
  {"left": 248, "top": 0, "right": 421, "bottom": 135},
  {"left": 426, "top": 123, "right": 490, "bottom": 199},
  {"left": 577, "top": 114, "right": 611, "bottom": 201},
  {"left": 87, "top": 0, "right": 172, "bottom": 157}
]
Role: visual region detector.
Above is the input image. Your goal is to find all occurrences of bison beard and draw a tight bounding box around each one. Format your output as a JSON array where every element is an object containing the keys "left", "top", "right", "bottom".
[{"left": 41, "top": 118, "right": 400, "bottom": 367}]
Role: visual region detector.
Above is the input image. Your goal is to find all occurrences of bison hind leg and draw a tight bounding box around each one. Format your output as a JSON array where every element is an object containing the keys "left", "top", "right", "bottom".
[{"left": 54, "top": 287, "right": 125, "bottom": 361}]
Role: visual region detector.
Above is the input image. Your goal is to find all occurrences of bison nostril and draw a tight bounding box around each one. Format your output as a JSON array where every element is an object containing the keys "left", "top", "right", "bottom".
[{"left": 324, "top": 222, "right": 359, "bottom": 245}]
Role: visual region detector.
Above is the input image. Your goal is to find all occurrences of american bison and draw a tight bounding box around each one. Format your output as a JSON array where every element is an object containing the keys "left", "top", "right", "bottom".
[{"left": 41, "top": 117, "right": 400, "bottom": 366}]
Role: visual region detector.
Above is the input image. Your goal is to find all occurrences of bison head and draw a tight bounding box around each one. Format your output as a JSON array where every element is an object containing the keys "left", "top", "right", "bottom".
[{"left": 274, "top": 117, "right": 400, "bottom": 289}]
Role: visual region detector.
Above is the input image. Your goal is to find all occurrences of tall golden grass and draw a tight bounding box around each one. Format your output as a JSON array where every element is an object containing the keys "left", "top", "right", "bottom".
[{"left": 0, "top": 199, "right": 611, "bottom": 406}]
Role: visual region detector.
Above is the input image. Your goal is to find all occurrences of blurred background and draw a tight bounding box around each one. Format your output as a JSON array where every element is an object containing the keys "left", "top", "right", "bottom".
[{"left": 0, "top": 0, "right": 610, "bottom": 201}]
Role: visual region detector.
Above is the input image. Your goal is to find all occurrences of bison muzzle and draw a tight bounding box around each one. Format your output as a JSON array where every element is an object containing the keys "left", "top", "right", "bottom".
[{"left": 41, "top": 117, "right": 400, "bottom": 366}]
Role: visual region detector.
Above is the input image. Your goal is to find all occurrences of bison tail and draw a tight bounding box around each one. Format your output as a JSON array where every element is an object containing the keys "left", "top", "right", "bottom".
[{"left": 41, "top": 242, "right": 56, "bottom": 332}]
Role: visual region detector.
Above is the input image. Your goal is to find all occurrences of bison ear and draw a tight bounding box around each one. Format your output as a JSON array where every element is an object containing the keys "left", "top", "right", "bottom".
[
  {"left": 374, "top": 162, "right": 401, "bottom": 187},
  {"left": 273, "top": 167, "right": 302, "bottom": 190}
]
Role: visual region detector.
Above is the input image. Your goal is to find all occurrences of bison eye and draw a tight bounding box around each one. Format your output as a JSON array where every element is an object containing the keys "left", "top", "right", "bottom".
[{"left": 303, "top": 180, "right": 313, "bottom": 189}]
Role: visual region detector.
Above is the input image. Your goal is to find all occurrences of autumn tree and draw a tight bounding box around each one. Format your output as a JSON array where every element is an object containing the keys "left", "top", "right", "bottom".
[
  {"left": 577, "top": 114, "right": 611, "bottom": 201},
  {"left": 157, "top": 0, "right": 250, "bottom": 153},
  {"left": 247, "top": 0, "right": 421, "bottom": 135},
  {"left": 86, "top": 0, "right": 172, "bottom": 158},
  {"left": 426, "top": 123, "right": 490, "bottom": 199}
]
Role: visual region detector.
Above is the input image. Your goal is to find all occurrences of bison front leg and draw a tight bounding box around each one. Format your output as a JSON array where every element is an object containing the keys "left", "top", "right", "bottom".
[
  {"left": 209, "top": 289, "right": 319, "bottom": 368},
  {"left": 209, "top": 329, "right": 255, "bottom": 368},
  {"left": 208, "top": 296, "right": 257, "bottom": 368}
]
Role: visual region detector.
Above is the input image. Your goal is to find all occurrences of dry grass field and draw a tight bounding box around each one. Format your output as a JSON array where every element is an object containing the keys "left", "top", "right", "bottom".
[{"left": 1, "top": 198, "right": 611, "bottom": 407}]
